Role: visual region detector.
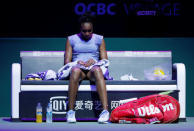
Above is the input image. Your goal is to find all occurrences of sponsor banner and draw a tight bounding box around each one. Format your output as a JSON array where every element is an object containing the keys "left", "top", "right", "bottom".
[{"left": 19, "top": 91, "right": 178, "bottom": 120}]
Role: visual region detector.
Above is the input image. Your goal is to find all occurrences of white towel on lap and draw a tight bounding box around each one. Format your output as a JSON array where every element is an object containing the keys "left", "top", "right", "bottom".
[{"left": 57, "top": 59, "right": 112, "bottom": 80}]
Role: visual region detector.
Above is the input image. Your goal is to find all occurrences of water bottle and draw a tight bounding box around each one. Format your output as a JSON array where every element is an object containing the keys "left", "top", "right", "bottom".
[
  {"left": 46, "top": 102, "right": 53, "bottom": 123},
  {"left": 36, "top": 102, "right": 42, "bottom": 123}
]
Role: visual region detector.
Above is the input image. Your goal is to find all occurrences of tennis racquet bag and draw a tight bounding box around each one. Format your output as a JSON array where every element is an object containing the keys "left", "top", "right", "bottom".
[{"left": 110, "top": 94, "right": 180, "bottom": 124}]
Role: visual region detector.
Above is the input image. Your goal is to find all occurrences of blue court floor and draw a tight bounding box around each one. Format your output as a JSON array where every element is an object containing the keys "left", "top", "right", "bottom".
[{"left": 0, "top": 117, "right": 194, "bottom": 131}]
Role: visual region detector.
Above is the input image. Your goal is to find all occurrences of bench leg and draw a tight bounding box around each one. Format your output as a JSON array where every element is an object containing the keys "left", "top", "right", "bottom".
[{"left": 12, "top": 63, "right": 21, "bottom": 119}]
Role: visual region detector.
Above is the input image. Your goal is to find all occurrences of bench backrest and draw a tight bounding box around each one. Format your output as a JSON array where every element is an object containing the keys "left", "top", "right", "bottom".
[{"left": 21, "top": 51, "right": 172, "bottom": 80}]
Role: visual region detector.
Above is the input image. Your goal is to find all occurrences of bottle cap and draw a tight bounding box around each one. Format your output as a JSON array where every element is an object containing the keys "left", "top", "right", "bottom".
[{"left": 37, "top": 102, "right": 41, "bottom": 106}]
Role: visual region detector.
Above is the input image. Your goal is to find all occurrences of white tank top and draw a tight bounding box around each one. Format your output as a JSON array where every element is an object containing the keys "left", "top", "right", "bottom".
[{"left": 68, "top": 33, "right": 103, "bottom": 62}]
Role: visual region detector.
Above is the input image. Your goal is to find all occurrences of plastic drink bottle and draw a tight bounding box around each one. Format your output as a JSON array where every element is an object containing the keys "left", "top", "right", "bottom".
[
  {"left": 46, "top": 102, "right": 53, "bottom": 123},
  {"left": 36, "top": 102, "right": 42, "bottom": 123}
]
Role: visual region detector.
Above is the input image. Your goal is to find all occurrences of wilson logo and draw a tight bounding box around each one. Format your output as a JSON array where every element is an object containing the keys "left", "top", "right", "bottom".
[{"left": 137, "top": 103, "right": 175, "bottom": 116}]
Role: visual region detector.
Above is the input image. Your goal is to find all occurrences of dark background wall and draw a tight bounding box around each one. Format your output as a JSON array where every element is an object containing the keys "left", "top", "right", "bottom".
[{"left": 0, "top": 0, "right": 194, "bottom": 37}]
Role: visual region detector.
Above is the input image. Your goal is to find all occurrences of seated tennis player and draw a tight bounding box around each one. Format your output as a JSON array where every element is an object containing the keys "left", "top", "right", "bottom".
[{"left": 65, "top": 12, "right": 109, "bottom": 123}]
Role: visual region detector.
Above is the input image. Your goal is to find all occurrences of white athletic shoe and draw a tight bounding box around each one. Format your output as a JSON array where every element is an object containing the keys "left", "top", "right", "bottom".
[
  {"left": 98, "top": 110, "right": 110, "bottom": 123},
  {"left": 66, "top": 110, "right": 76, "bottom": 123}
]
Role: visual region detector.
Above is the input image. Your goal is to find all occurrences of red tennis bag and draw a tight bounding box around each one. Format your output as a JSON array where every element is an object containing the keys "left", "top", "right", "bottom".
[{"left": 110, "top": 94, "right": 180, "bottom": 124}]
